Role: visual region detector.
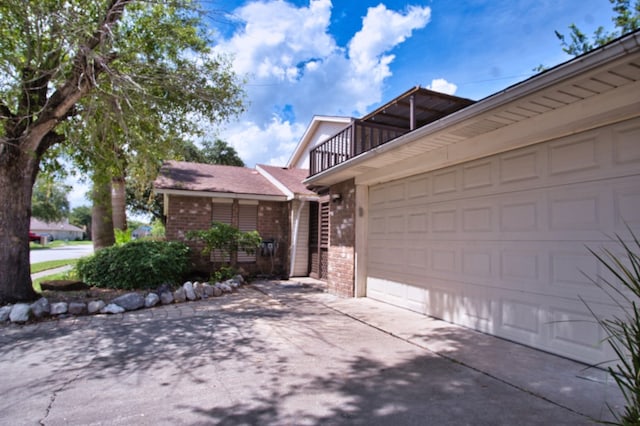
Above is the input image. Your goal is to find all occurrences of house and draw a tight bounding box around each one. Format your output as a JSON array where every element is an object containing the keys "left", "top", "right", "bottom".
[
  {"left": 30, "top": 218, "right": 85, "bottom": 241},
  {"left": 131, "top": 225, "right": 152, "bottom": 239},
  {"left": 301, "top": 31, "right": 640, "bottom": 366},
  {"left": 154, "top": 161, "right": 315, "bottom": 277},
  {"left": 156, "top": 30, "right": 640, "bottom": 366}
]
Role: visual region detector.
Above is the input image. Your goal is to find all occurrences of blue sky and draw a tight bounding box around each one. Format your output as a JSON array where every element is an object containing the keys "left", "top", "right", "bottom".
[{"left": 198, "top": 0, "right": 617, "bottom": 168}]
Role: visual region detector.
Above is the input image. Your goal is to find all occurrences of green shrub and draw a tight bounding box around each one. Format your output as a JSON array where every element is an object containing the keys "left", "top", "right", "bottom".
[
  {"left": 212, "top": 265, "right": 237, "bottom": 283},
  {"left": 586, "top": 227, "right": 640, "bottom": 424},
  {"left": 187, "top": 221, "right": 262, "bottom": 264},
  {"left": 114, "top": 228, "right": 132, "bottom": 245},
  {"left": 76, "top": 240, "right": 190, "bottom": 290}
]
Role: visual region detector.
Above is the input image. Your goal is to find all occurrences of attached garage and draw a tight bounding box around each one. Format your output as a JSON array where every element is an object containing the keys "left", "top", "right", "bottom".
[
  {"left": 304, "top": 32, "right": 640, "bottom": 365},
  {"left": 366, "top": 118, "right": 640, "bottom": 364}
]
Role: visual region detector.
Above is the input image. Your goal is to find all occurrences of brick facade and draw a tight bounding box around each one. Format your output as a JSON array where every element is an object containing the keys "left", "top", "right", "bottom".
[
  {"left": 257, "top": 201, "right": 290, "bottom": 278},
  {"left": 165, "top": 195, "right": 290, "bottom": 277},
  {"left": 165, "top": 195, "right": 212, "bottom": 271},
  {"left": 327, "top": 179, "right": 356, "bottom": 297}
]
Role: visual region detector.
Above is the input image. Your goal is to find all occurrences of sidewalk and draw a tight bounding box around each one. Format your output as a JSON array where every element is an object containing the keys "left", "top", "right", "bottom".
[
  {"left": 254, "top": 278, "right": 625, "bottom": 423},
  {"left": 30, "top": 265, "right": 72, "bottom": 280}
]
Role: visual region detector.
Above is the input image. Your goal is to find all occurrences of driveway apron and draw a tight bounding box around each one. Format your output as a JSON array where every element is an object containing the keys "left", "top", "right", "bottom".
[{"left": 0, "top": 281, "right": 621, "bottom": 425}]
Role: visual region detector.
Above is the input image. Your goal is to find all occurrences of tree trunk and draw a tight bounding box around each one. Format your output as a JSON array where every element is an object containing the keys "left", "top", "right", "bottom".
[
  {"left": 0, "top": 158, "right": 38, "bottom": 303},
  {"left": 111, "top": 176, "right": 127, "bottom": 231},
  {"left": 92, "top": 177, "right": 115, "bottom": 250}
]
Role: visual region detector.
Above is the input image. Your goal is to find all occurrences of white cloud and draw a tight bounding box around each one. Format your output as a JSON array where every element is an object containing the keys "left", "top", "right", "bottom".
[
  {"left": 348, "top": 5, "right": 431, "bottom": 76},
  {"left": 222, "top": 116, "right": 305, "bottom": 167},
  {"left": 214, "top": 1, "right": 432, "bottom": 167},
  {"left": 427, "top": 78, "right": 458, "bottom": 95}
]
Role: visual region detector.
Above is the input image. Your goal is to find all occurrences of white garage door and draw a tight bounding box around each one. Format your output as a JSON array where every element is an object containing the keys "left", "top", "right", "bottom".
[{"left": 366, "top": 118, "right": 640, "bottom": 364}]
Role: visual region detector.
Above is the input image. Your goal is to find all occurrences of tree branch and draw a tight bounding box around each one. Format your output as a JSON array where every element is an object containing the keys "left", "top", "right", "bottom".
[
  {"left": 23, "top": 0, "right": 133, "bottom": 154},
  {"left": 0, "top": 101, "right": 13, "bottom": 120}
]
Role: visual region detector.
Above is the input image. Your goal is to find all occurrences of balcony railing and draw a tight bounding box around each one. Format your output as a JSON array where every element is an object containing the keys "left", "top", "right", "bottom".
[{"left": 309, "top": 120, "right": 408, "bottom": 175}]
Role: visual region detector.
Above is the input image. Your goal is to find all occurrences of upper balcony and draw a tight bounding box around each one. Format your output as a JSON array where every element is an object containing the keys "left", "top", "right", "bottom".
[{"left": 309, "top": 87, "right": 475, "bottom": 176}]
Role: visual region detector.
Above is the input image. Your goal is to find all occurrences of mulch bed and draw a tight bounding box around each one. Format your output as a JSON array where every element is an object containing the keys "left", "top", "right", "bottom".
[{"left": 39, "top": 280, "right": 143, "bottom": 305}]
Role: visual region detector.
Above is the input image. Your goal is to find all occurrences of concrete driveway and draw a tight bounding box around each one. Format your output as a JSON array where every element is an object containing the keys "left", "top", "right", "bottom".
[{"left": 0, "top": 280, "right": 623, "bottom": 425}]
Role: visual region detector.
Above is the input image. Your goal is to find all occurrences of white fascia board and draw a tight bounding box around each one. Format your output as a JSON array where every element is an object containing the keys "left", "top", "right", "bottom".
[
  {"left": 155, "top": 188, "right": 288, "bottom": 202},
  {"left": 304, "top": 31, "right": 640, "bottom": 186},
  {"left": 287, "top": 115, "right": 352, "bottom": 168},
  {"left": 255, "top": 165, "right": 295, "bottom": 200}
]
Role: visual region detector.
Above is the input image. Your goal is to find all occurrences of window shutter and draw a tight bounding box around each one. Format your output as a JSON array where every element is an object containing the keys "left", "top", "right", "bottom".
[
  {"left": 211, "top": 202, "right": 233, "bottom": 263},
  {"left": 238, "top": 203, "right": 258, "bottom": 262}
]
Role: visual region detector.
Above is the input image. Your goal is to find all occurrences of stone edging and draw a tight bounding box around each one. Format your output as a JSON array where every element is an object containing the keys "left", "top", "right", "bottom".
[{"left": 0, "top": 275, "right": 245, "bottom": 324}]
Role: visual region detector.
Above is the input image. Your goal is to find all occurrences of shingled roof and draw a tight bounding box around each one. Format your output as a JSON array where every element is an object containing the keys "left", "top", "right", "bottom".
[
  {"left": 154, "top": 161, "right": 287, "bottom": 199},
  {"left": 256, "top": 164, "right": 316, "bottom": 197}
]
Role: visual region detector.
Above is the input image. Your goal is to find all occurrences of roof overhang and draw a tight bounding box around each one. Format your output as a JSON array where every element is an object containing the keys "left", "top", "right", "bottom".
[
  {"left": 155, "top": 188, "right": 288, "bottom": 202},
  {"left": 305, "top": 31, "right": 640, "bottom": 188}
]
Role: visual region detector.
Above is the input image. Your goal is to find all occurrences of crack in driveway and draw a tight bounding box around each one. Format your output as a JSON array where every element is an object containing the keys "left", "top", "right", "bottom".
[{"left": 40, "top": 373, "right": 82, "bottom": 425}]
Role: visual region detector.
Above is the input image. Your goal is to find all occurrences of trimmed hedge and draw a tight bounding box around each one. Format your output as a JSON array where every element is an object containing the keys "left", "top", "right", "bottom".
[{"left": 76, "top": 240, "right": 190, "bottom": 290}]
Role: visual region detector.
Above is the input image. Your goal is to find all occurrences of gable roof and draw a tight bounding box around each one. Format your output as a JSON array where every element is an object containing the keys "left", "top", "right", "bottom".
[
  {"left": 256, "top": 164, "right": 316, "bottom": 199},
  {"left": 286, "top": 115, "right": 351, "bottom": 168},
  {"left": 154, "top": 161, "right": 287, "bottom": 201},
  {"left": 30, "top": 218, "right": 83, "bottom": 233}
]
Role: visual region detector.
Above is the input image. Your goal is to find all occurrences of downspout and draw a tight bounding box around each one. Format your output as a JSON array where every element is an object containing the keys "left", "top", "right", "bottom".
[{"left": 289, "top": 199, "right": 305, "bottom": 277}]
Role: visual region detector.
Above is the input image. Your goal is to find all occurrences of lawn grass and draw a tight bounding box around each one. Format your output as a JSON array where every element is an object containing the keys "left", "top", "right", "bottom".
[
  {"left": 31, "top": 263, "right": 79, "bottom": 294},
  {"left": 32, "top": 270, "right": 78, "bottom": 293},
  {"left": 31, "top": 258, "right": 79, "bottom": 274}
]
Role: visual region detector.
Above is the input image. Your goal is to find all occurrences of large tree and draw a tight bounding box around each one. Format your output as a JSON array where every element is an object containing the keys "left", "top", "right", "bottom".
[{"left": 0, "top": 0, "right": 243, "bottom": 303}]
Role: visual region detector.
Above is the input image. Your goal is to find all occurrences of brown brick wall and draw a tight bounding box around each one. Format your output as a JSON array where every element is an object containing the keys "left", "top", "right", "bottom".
[
  {"left": 327, "top": 179, "right": 356, "bottom": 297},
  {"left": 257, "top": 201, "right": 290, "bottom": 278},
  {"left": 165, "top": 195, "right": 290, "bottom": 277},
  {"left": 165, "top": 195, "right": 213, "bottom": 272}
]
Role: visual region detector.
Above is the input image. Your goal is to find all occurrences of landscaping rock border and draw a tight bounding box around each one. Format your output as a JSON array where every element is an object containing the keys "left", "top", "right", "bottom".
[{"left": 0, "top": 275, "right": 245, "bottom": 324}]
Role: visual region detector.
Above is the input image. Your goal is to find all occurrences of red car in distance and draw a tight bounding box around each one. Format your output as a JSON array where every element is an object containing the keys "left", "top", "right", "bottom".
[{"left": 29, "top": 232, "right": 41, "bottom": 243}]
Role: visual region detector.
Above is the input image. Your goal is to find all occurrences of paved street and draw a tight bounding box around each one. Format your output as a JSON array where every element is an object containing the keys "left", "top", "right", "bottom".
[
  {"left": 0, "top": 280, "right": 623, "bottom": 425},
  {"left": 30, "top": 244, "right": 94, "bottom": 264}
]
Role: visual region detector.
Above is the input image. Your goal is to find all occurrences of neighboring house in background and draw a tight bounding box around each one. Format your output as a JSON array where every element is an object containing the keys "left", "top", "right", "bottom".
[
  {"left": 155, "top": 30, "right": 640, "bottom": 366},
  {"left": 132, "top": 225, "right": 152, "bottom": 239},
  {"left": 30, "top": 218, "right": 85, "bottom": 241}
]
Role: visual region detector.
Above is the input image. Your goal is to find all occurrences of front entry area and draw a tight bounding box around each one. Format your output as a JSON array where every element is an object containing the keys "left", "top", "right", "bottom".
[
  {"left": 365, "top": 118, "right": 640, "bottom": 365},
  {"left": 309, "top": 200, "right": 329, "bottom": 280}
]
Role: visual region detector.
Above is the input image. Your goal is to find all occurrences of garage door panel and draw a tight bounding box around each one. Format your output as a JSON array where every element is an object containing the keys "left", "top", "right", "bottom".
[
  {"left": 613, "top": 121, "right": 640, "bottom": 165},
  {"left": 499, "top": 197, "right": 540, "bottom": 232},
  {"left": 366, "top": 118, "right": 640, "bottom": 365},
  {"left": 461, "top": 288, "right": 493, "bottom": 328},
  {"left": 462, "top": 160, "right": 494, "bottom": 190},
  {"left": 614, "top": 184, "right": 640, "bottom": 228},
  {"left": 498, "top": 298, "right": 542, "bottom": 337},
  {"left": 548, "top": 190, "right": 601, "bottom": 232},
  {"left": 548, "top": 134, "right": 601, "bottom": 176},
  {"left": 499, "top": 148, "right": 541, "bottom": 184}
]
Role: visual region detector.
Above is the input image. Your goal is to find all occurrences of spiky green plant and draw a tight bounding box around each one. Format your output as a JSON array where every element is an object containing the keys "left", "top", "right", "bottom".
[{"left": 586, "top": 227, "right": 640, "bottom": 425}]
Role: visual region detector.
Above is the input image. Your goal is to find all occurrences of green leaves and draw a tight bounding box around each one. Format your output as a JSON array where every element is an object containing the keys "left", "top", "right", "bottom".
[
  {"left": 555, "top": 0, "right": 639, "bottom": 57},
  {"left": 187, "top": 222, "right": 262, "bottom": 264},
  {"left": 76, "top": 240, "right": 191, "bottom": 290},
  {"left": 586, "top": 227, "right": 640, "bottom": 424},
  {"left": 31, "top": 174, "right": 71, "bottom": 222}
]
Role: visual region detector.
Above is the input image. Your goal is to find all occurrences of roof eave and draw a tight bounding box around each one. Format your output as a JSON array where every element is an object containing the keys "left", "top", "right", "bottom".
[{"left": 154, "top": 188, "right": 288, "bottom": 202}]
